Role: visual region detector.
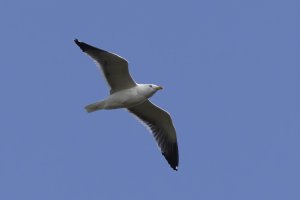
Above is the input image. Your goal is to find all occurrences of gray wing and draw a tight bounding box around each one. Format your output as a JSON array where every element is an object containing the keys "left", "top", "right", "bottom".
[
  {"left": 74, "top": 39, "right": 137, "bottom": 94},
  {"left": 128, "top": 100, "right": 179, "bottom": 170}
]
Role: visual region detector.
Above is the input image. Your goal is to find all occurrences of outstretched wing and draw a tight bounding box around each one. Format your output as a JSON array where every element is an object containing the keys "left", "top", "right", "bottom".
[
  {"left": 128, "top": 100, "right": 179, "bottom": 170},
  {"left": 75, "top": 39, "right": 136, "bottom": 94}
]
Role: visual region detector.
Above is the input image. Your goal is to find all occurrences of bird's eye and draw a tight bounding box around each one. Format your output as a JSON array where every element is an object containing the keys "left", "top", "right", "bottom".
[{"left": 149, "top": 85, "right": 153, "bottom": 88}]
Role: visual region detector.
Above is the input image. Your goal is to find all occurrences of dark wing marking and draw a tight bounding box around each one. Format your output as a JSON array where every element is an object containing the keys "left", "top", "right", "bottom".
[
  {"left": 128, "top": 100, "right": 179, "bottom": 170},
  {"left": 74, "top": 39, "right": 136, "bottom": 94}
]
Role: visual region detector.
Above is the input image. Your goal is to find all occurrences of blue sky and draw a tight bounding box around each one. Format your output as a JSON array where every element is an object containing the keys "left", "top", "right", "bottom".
[{"left": 1, "top": 0, "right": 300, "bottom": 199}]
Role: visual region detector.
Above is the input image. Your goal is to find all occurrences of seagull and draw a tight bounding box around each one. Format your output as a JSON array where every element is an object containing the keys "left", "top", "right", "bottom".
[{"left": 74, "top": 39, "right": 179, "bottom": 170}]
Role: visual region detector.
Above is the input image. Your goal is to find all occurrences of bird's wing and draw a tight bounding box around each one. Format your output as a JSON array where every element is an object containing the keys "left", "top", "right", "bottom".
[
  {"left": 74, "top": 39, "right": 137, "bottom": 94},
  {"left": 128, "top": 100, "right": 179, "bottom": 170}
]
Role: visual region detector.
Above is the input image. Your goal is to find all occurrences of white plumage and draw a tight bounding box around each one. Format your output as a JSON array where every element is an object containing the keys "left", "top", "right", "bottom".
[{"left": 75, "top": 39, "right": 179, "bottom": 170}]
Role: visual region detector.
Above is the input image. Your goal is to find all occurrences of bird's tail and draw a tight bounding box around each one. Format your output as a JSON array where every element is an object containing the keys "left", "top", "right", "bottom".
[{"left": 85, "top": 101, "right": 106, "bottom": 113}]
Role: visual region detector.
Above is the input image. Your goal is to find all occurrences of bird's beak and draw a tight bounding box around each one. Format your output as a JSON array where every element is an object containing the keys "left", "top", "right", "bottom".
[{"left": 156, "top": 86, "right": 163, "bottom": 90}]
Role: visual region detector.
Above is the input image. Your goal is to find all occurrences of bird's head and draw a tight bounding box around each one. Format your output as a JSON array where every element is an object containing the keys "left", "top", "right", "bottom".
[
  {"left": 148, "top": 84, "right": 163, "bottom": 91},
  {"left": 139, "top": 84, "right": 163, "bottom": 98}
]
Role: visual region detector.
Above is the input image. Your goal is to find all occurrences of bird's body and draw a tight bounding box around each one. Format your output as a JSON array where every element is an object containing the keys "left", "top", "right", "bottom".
[
  {"left": 102, "top": 86, "right": 143, "bottom": 109},
  {"left": 86, "top": 84, "right": 162, "bottom": 111},
  {"left": 74, "top": 39, "right": 179, "bottom": 170}
]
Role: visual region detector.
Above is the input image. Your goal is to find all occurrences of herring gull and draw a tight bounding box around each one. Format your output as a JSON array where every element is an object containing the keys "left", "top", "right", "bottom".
[{"left": 74, "top": 39, "right": 179, "bottom": 170}]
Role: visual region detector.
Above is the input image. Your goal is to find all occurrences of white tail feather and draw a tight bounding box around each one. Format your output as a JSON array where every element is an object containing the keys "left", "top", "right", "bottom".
[{"left": 85, "top": 101, "right": 106, "bottom": 113}]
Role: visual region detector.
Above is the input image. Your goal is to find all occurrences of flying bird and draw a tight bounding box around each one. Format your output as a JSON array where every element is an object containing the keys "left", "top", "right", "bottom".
[{"left": 74, "top": 39, "right": 179, "bottom": 170}]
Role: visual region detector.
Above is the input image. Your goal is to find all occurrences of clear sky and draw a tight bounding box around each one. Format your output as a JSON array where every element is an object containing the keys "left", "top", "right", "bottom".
[{"left": 1, "top": 0, "right": 300, "bottom": 199}]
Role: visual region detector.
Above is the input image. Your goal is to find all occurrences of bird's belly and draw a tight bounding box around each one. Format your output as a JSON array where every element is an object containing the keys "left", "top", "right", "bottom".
[{"left": 105, "top": 89, "right": 147, "bottom": 109}]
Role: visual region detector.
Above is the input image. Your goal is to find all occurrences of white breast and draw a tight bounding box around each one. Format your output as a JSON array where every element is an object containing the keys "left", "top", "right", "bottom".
[{"left": 105, "top": 86, "right": 148, "bottom": 109}]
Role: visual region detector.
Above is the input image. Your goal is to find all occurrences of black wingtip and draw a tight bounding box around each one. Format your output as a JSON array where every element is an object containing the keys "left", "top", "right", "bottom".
[
  {"left": 74, "top": 38, "right": 88, "bottom": 52},
  {"left": 163, "top": 152, "right": 178, "bottom": 171},
  {"left": 74, "top": 39, "right": 108, "bottom": 53},
  {"left": 162, "top": 142, "right": 179, "bottom": 171},
  {"left": 74, "top": 38, "right": 79, "bottom": 45}
]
